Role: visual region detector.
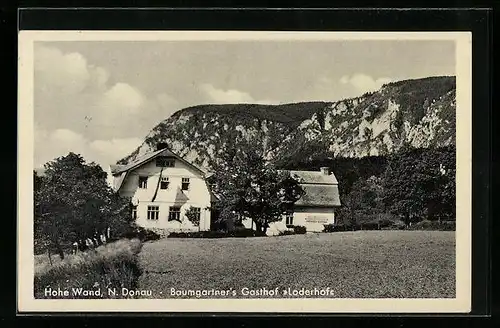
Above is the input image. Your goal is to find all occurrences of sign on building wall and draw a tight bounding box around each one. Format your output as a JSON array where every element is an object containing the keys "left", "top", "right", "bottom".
[{"left": 304, "top": 216, "right": 329, "bottom": 223}]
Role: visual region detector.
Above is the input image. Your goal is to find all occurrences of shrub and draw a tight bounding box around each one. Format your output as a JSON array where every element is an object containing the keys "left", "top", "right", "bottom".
[
  {"left": 378, "top": 218, "right": 395, "bottom": 228},
  {"left": 167, "top": 229, "right": 266, "bottom": 239},
  {"left": 325, "top": 218, "right": 408, "bottom": 232},
  {"left": 384, "top": 220, "right": 406, "bottom": 230},
  {"left": 185, "top": 206, "right": 201, "bottom": 227},
  {"left": 359, "top": 221, "right": 380, "bottom": 230},
  {"left": 278, "top": 230, "right": 295, "bottom": 236},
  {"left": 323, "top": 224, "right": 357, "bottom": 232},
  {"left": 293, "top": 226, "right": 307, "bottom": 234},
  {"left": 440, "top": 221, "right": 456, "bottom": 231},
  {"left": 34, "top": 238, "right": 143, "bottom": 299},
  {"left": 123, "top": 225, "right": 161, "bottom": 242},
  {"left": 408, "top": 220, "right": 455, "bottom": 231}
]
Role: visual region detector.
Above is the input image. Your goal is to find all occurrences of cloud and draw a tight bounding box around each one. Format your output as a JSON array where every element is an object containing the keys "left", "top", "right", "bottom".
[
  {"left": 34, "top": 125, "right": 142, "bottom": 170},
  {"left": 33, "top": 44, "right": 183, "bottom": 169},
  {"left": 199, "top": 83, "right": 277, "bottom": 105},
  {"left": 34, "top": 44, "right": 177, "bottom": 140},
  {"left": 292, "top": 76, "right": 342, "bottom": 102},
  {"left": 339, "top": 73, "right": 392, "bottom": 94},
  {"left": 89, "top": 138, "right": 144, "bottom": 161},
  {"left": 102, "top": 83, "right": 144, "bottom": 111},
  {"left": 35, "top": 46, "right": 91, "bottom": 95}
]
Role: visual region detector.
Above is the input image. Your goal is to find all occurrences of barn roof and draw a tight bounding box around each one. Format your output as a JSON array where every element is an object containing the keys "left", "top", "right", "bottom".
[
  {"left": 295, "top": 184, "right": 341, "bottom": 207},
  {"left": 279, "top": 168, "right": 341, "bottom": 207},
  {"left": 284, "top": 170, "right": 338, "bottom": 185}
]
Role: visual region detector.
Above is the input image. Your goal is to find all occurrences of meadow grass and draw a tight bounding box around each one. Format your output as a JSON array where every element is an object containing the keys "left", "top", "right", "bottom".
[
  {"left": 138, "top": 231, "right": 455, "bottom": 298},
  {"left": 34, "top": 238, "right": 143, "bottom": 299}
]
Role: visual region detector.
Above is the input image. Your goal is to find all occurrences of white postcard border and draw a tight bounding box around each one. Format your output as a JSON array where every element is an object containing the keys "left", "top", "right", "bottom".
[{"left": 18, "top": 30, "right": 472, "bottom": 313}]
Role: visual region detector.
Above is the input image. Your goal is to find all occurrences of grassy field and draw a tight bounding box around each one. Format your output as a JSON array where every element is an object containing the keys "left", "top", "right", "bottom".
[{"left": 138, "top": 231, "right": 455, "bottom": 299}]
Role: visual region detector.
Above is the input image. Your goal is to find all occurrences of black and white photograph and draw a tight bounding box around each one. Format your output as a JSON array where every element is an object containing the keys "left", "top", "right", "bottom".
[{"left": 18, "top": 31, "right": 472, "bottom": 313}]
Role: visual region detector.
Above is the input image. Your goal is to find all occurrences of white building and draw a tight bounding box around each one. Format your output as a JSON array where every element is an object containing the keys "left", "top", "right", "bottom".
[
  {"left": 241, "top": 167, "right": 341, "bottom": 235},
  {"left": 108, "top": 145, "right": 214, "bottom": 234},
  {"left": 109, "top": 144, "right": 341, "bottom": 236}
]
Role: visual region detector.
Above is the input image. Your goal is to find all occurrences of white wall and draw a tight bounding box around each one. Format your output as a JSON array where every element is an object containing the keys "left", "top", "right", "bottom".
[
  {"left": 117, "top": 158, "right": 212, "bottom": 231},
  {"left": 135, "top": 202, "right": 210, "bottom": 232},
  {"left": 292, "top": 207, "right": 335, "bottom": 232},
  {"left": 241, "top": 207, "right": 336, "bottom": 235}
]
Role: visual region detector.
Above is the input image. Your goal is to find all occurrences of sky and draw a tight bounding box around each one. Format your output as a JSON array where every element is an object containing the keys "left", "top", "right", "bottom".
[{"left": 33, "top": 39, "right": 456, "bottom": 169}]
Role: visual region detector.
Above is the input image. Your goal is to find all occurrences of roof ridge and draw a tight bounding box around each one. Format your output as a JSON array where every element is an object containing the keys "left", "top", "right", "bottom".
[{"left": 111, "top": 147, "right": 206, "bottom": 176}]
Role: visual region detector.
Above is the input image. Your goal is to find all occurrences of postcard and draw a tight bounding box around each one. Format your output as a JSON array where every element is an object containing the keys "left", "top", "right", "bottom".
[{"left": 18, "top": 30, "right": 472, "bottom": 313}]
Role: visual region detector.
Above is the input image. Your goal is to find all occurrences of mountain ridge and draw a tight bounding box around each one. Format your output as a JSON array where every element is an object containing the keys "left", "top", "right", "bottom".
[{"left": 117, "top": 75, "right": 456, "bottom": 170}]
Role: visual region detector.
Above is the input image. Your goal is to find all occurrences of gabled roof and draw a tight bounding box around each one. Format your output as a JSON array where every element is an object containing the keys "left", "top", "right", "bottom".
[
  {"left": 295, "top": 184, "right": 341, "bottom": 207},
  {"left": 279, "top": 170, "right": 338, "bottom": 185},
  {"left": 110, "top": 148, "right": 208, "bottom": 193},
  {"left": 279, "top": 169, "right": 340, "bottom": 207},
  {"left": 34, "top": 167, "right": 46, "bottom": 177},
  {"left": 110, "top": 164, "right": 126, "bottom": 174},
  {"left": 112, "top": 171, "right": 128, "bottom": 192},
  {"left": 111, "top": 148, "right": 206, "bottom": 177}
]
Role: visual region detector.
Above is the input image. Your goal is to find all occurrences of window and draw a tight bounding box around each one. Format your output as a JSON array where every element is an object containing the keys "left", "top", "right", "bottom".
[
  {"left": 168, "top": 206, "right": 181, "bottom": 221},
  {"left": 156, "top": 156, "right": 175, "bottom": 168},
  {"left": 131, "top": 205, "right": 137, "bottom": 220},
  {"left": 160, "top": 177, "right": 169, "bottom": 189},
  {"left": 138, "top": 176, "right": 148, "bottom": 189},
  {"left": 147, "top": 206, "right": 159, "bottom": 221},
  {"left": 181, "top": 178, "right": 190, "bottom": 191},
  {"left": 285, "top": 212, "right": 294, "bottom": 227}
]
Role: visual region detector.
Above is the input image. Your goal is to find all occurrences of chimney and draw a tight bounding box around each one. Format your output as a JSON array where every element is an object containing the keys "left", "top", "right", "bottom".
[
  {"left": 320, "top": 167, "right": 330, "bottom": 175},
  {"left": 156, "top": 142, "right": 169, "bottom": 151}
]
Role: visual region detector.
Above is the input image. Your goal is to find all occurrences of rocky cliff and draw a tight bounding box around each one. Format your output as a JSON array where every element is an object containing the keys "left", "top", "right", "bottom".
[{"left": 118, "top": 76, "right": 456, "bottom": 169}]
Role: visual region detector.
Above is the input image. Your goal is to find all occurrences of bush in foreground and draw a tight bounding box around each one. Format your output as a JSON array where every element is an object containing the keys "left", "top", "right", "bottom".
[{"left": 34, "top": 238, "right": 143, "bottom": 299}]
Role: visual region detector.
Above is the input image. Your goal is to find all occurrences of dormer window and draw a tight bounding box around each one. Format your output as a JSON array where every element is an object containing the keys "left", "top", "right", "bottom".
[
  {"left": 182, "top": 178, "right": 190, "bottom": 191},
  {"left": 160, "top": 177, "right": 169, "bottom": 189},
  {"left": 156, "top": 156, "right": 175, "bottom": 168},
  {"left": 138, "top": 176, "right": 148, "bottom": 189}
]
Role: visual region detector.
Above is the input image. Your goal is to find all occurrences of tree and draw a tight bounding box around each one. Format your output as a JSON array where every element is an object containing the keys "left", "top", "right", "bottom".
[
  {"left": 185, "top": 206, "right": 201, "bottom": 231},
  {"left": 381, "top": 146, "right": 456, "bottom": 226},
  {"left": 34, "top": 153, "right": 132, "bottom": 260},
  {"left": 421, "top": 146, "right": 456, "bottom": 222},
  {"left": 337, "top": 175, "right": 385, "bottom": 229},
  {"left": 207, "top": 141, "right": 304, "bottom": 234}
]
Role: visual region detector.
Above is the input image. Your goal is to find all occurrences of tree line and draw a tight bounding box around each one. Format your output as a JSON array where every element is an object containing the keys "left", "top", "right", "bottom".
[{"left": 283, "top": 145, "right": 456, "bottom": 227}]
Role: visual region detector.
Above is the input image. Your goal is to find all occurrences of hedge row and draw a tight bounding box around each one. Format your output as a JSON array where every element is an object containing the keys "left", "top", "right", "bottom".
[
  {"left": 167, "top": 229, "right": 267, "bottom": 238},
  {"left": 323, "top": 220, "right": 455, "bottom": 232},
  {"left": 407, "top": 220, "right": 456, "bottom": 231},
  {"left": 278, "top": 226, "right": 307, "bottom": 236}
]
